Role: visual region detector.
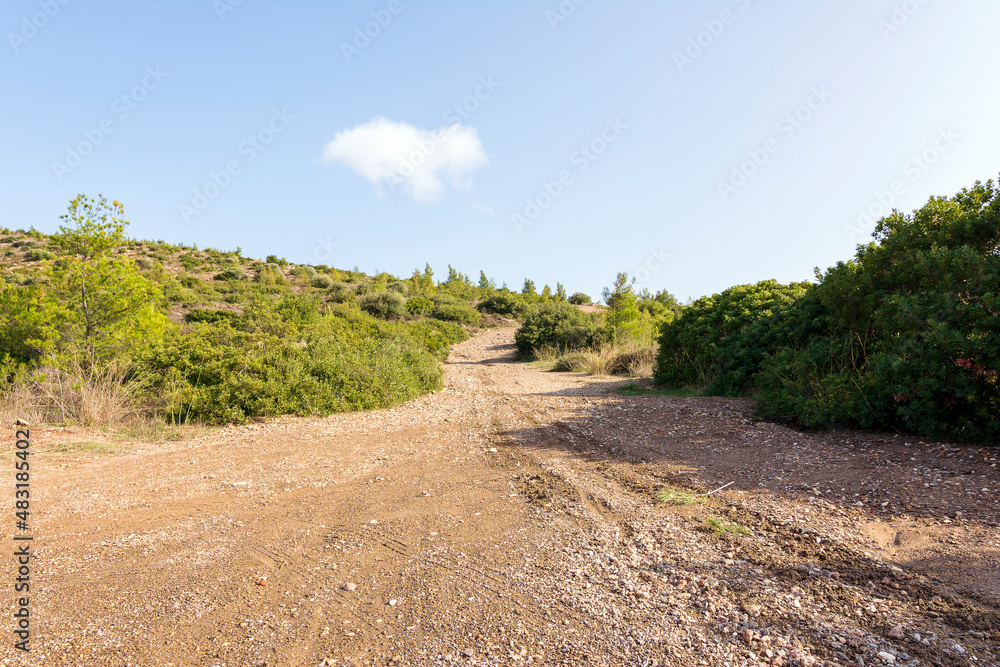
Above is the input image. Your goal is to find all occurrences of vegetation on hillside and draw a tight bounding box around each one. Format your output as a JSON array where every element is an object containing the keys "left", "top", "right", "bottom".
[{"left": 653, "top": 177, "right": 1000, "bottom": 444}]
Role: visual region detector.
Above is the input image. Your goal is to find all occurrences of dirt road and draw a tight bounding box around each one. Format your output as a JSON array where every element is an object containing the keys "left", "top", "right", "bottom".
[{"left": 6, "top": 327, "right": 999, "bottom": 666}]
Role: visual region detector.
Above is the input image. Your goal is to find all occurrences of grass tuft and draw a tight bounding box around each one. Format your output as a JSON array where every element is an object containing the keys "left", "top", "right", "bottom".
[
  {"left": 705, "top": 517, "right": 752, "bottom": 536},
  {"left": 657, "top": 487, "right": 707, "bottom": 506}
]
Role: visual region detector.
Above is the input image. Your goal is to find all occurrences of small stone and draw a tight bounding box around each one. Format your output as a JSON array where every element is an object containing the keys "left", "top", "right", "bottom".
[
  {"left": 461, "top": 648, "right": 475, "bottom": 657},
  {"left": 888, "top": 625, "right": 904, "bottom": 640},
  {"left": 877, "top": 651, "right": 895, "bottom": 664},
  {"left": 14, "top": 418, "right": 28, "bottom": 426},
  {"left": 256, "top": 578, "right": 268, "bottom": 586},
  {"left": 343, "top": 583, "right": 357, "bottom": 591},
  {"left": 389, "top": 598, "right": 398, "bottom": 606}
]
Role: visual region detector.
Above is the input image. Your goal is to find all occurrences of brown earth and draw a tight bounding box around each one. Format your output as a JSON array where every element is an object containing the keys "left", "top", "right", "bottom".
[{"left": 4, "top": 327, "right": 999, "bottom": 667}]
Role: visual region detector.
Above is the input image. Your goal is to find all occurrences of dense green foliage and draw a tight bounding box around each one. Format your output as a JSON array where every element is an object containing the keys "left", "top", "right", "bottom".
[
  {"left": 359, "top": 290, "right": 407, "bottom": 319},
  {"left": 478, "top": 291, "right": 529, "bottom": 319},
  {"left": 431, "top": 303, "right": 482, "bottom": 326},
  {"left": 654, "top": 280, "right": 809, "bottom": 387},
  {"left": 567, "top": 292, "right": 591, "bottom": 305},
  {"left": 140, "top": 299, "right": 466, "bottom": 424},
  {"left": 514, "top": 301, "right": 597, "bottom": 356},
  {"left": 0, "top": 194, "right": 507, "bottom": 427},
  {"left": 655, "top": 177, "right": 1000, "bottom": 443}
]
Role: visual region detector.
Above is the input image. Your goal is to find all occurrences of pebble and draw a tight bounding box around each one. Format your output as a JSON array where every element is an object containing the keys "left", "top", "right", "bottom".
[
  {"left": 343, "top": 583, "right": 357, "bottom": 591},
  {"left": 877, "top": 651, "right": 895, "bottom": 664}
]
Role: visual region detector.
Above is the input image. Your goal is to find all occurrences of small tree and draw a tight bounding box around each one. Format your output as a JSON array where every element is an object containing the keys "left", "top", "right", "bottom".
[
  {"left": 44, "top": 195, "right": 166, "bottom": 361},
  {"left": 555, "top": 283, "right": 567, "bottom": 301},
  {"left": 602, "top": 272, "right": 641, "bottom": 340}
]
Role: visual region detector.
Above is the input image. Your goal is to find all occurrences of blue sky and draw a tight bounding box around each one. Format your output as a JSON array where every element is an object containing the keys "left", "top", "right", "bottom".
[{"left": 3, "top": 1, "right": 999, "bottom": 302}]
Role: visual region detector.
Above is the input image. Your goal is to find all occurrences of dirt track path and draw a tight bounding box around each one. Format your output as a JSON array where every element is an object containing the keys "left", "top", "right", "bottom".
[{"left": 6, "top": 328, "right": 1000, "bottom": 666}]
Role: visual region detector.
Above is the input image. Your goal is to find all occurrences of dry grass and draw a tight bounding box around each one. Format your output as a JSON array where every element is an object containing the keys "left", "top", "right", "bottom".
[
  {"left": 550, "top": 339, "right": 657, "bottom": 378},
  {"left": 0, "top": 360, "right": 156, "bottom": 429}
]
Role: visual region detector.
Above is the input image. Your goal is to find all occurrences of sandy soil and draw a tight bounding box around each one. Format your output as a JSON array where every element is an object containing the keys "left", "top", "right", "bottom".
[{"left": 4, "top": 327, "right": 998, "bottom": 667}]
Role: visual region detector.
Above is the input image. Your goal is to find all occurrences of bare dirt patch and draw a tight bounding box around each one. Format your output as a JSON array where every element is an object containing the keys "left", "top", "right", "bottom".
[{"left": 5, "top": 328, "right": 997, "bottom": 666}]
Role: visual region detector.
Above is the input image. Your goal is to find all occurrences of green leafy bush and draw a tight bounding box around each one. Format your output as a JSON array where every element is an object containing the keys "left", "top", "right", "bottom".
[
  {"left": 327, "top": 282, "right": 356, "bottom": 305},
  {"left": 479, "top": 292, "right": 528, "bottom": 319},
  {"left": 431, "top": 304, "right": 482, "bottom": 326},
  {"left": 24, "top": 249, "right": 55, "bottom": 261},
  {"left": 750, "top": 179, "right": 1000, "bottom": 442},
  {"left": 568, "top": 292, "right": 591, "bottom": 305},
  {"left": 141, "top": 309, "right": 447, "bottom": 424},
  {"left": 359, "top": 290, "right": 407, "bottom": 319},
  {"left": 406, "top": 296, "right": 434, "bottom": 316},
  {"left": 184, "top": 308, "right": 239, "bottom": 325},
  {"left": 514, "top": 301, "right": 597, "bottom": 357},
  {"left": 214, "top": 267, "right": 246, "bottom": 281},
  {"left": 654, "top": 279, "right": 809, "bottom": 388},
  {"left": 310, "top": 274, "right": 333, "bottom": 289}
]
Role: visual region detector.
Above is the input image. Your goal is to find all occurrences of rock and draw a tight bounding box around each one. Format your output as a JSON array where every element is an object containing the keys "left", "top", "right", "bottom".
[
  {"left": 256, "top": 578, "right": 268, "bottom": 586},
  {"left": 461, "top": 648, "right": 475, "bottom": 657},
  {"left": 14, "top": 418, "right": 28, "bottom": 426},
  {"left": 343, "top": 583, "right": 357, "bottom": 591},
  {"left": 389, "top": 598, "right": 398, "bottom": 606},
  {"left": 877, "top": 651, "right": 895, "bottom": 664},
  {"left": 888, "top": 625, "right": 904, "bottom": 640}
]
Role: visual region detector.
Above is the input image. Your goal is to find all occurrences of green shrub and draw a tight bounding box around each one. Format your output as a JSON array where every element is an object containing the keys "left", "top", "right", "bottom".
[
  {"left": 751, "top": 179, "right": 1000, "bottom": 442},
  {"left": 568, "top": 292, "right": 591, "bottom": 305},
  {"left": 359, "top": 290, "right": 407, "bottom": 319},
  {"left": 387, "top": 280, "right": 409, "bottom": 295},
  {"left": 514, "top": 301, "right": 597, "bottom": 357},
  {"left": 24, "top": 249, "right": 55, "bottom": 261},
  {"left": 479, "top": 292, "right": 528, "bottom": 319},
  {"left": 141, "top": 309, "right": 447, "bottom": 425},
  {"left": 214, "top": 267, "right": 246, "bottom": 281},
  {"left": 431, "top": 304, "right": 482, "bottom": 326},
  {"left": 265, "top": 254, "right": 287, "bottom": 266},
  {"left": 327, "top": 282, "right": 357, "bottom": 305},
  {"left": 406, "top": 296, "right": 434, "bottom": 316},
  {"left": 653, "top": 279, "right": 809, "bottom": 388},
  {"left": 311, "top": 274, "right": 333, "bottom": 289},
  {"left": 184, "top": 308, "right": 239, "bottom": 325}
]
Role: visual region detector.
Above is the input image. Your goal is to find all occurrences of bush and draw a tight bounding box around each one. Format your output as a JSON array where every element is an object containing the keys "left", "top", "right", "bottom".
[
  {"left": 140, "top": 308, "right": 448, "bottom": 424},
  {"left": 359, "top": 291, "right": 407, "bottom": 319},
  {"left": 568, "top": 292, "right": 591, "bottom": 305},
  {"left": 750, "top": 179, "right": 1000, "bottom": 442},
  {"left": 387, "top": 281, "right": 409, "bottom": 295},
  {"left": 514, "top": 302, "right": 597, "bottom": 357},
  {"left": 406, "top": 296, "right": 434, "bottom": 316},
  {"left": 479, "top": 292, "right": 528, "bottom": 319},
  {"left": 214, "top": 267, "right": 246, "bottom": 281},
  {"left": 327, "top": 282, "right": 356, "bottom": 305},
  {"left": 311, "top": 274, "right": 333, "bottom": 289},
  {"left": 24, "top": 249, "right": 55, "bottom": 261},
  {"left": 432, "top": 304, "right": 482, "bottom": 326},
  {"left": 653, "top": 279, "right": 809, "bottom": 388},
  {"left": 184, "top": 308, "right": 239, "bottom": 325}
]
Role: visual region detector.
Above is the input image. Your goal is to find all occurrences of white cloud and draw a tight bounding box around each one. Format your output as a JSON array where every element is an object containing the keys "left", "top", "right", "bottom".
[{"left": 322, "top": 117, "right": 488, "bottom": 202}]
